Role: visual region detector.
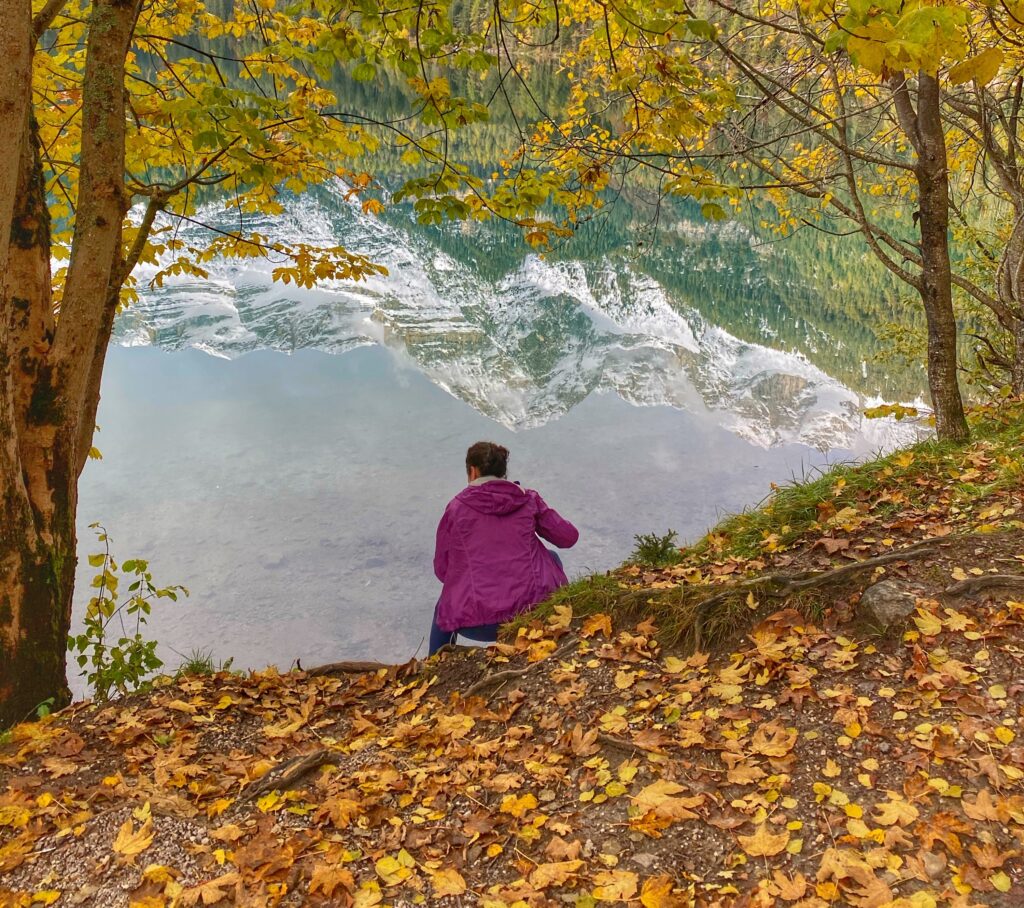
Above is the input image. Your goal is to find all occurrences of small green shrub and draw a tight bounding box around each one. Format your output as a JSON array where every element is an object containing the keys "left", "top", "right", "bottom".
[
  {"left": 68, "top": 524, "right": 189, "bottom": 701},
  {"left": 630, "top": 529, "right": 682, "bottom": 567}
]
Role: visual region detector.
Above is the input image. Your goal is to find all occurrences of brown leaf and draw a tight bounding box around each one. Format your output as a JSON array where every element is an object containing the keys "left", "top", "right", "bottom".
[
  {"left": 772, "top": 870, "right": 808, "bottom": 901},
  {"left": 592, "top": 870, "right": 638, "bottom": 901},
  {"left": 750, "top": 723, "right": 797, "bottom": 758},
  {"left": 180, "top": 872, "right": 240, "bottom": 907},
  {"left": 962, "top": 789, "right": 1000, "bottom": 822},
  {"left": 309, "top": 863, "right": 355, "bottom": 900},
  {"left": 431, "top": 868, "right": 467, "bottom": 897}
]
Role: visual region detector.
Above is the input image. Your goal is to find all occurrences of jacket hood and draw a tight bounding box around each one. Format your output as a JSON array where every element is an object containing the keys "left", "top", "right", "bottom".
[{"left": 456, "top": 479, "right": 528, "bottom": 516}]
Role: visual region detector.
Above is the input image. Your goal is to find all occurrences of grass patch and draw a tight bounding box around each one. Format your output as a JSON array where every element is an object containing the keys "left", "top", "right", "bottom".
[
  {"left": 175, "top": 648, "right": 234, "bottom": 677},
  {"left": 684, "top": 400, "right": 1024, "bottom": 566},
  {"left": 509, "top": 573, "right": 779, "bottom": 651}
]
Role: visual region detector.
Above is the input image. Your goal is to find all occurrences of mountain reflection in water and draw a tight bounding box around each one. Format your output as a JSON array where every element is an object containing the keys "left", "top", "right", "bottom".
[
  {"left": 116, "top": 188, "right": 924, "bottom": 451},
  {"left": 69, "top": 189, "right": 927, "bottom": 688}
]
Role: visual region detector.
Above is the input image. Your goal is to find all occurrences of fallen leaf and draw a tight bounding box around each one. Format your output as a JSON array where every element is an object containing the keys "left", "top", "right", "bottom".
[
  {"left": 113, "top": 811, "right": 154, "bottom": 859},
  {"left": 431, "top": 868, "right": 467, "bottom": 897},
  {"left": 631, "top": 780, "right": 704, "bottom": 821},
  {"left": 592, "top": 870, "right": 639, "bottom": 901},
  {"left": 738, "top": 824, "right": 789, "bottom": 857}
]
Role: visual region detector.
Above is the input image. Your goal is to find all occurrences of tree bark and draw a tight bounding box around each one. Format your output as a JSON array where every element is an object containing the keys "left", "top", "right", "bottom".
[
  {"left": 1, "top": 119, "right": 77, "bottom": 727},
  {"left": 0, "top": 0, "right": 59, "bottom": 727},
  {"left": 995, "top": 214, "right": 1024, "bottom": 395},
  {"left": 1013, "top": 319, "right": 1024, "bottom": 395},
  {"left": 914, "top": 74, "right": 969, "bottom": 442},
  {"left": 1, "top": 0, "right": 139, "bottom": 727}
]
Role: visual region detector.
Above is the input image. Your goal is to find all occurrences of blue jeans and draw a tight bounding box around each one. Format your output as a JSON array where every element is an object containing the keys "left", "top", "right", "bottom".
[{"left": 429, "top": 549, "right": 563, "bottom": 655}]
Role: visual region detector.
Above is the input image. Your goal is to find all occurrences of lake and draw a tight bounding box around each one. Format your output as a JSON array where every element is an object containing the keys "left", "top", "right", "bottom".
[{"left": 71, "top": 191, "right": 922, "bottom": 692}]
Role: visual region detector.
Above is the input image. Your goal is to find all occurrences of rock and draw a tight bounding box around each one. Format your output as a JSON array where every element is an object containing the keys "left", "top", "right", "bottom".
[{"left": 859, "top": 580, "right": 918, "bottom": 627}]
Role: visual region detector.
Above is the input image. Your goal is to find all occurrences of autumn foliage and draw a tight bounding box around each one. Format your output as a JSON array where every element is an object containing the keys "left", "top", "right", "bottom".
[{"left": 2, "top": 402, "right": 1024, "bottom": 906}]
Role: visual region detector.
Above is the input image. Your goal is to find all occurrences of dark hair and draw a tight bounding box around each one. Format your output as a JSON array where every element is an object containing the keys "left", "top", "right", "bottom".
[{"left": 466, "top": 441, "right": 509, "bottom": 478}]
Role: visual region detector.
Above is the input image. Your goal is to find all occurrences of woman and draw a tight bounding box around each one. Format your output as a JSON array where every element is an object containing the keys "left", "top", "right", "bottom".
[{"left": 429, "top": 441, "right": 579, "bottom": 655}]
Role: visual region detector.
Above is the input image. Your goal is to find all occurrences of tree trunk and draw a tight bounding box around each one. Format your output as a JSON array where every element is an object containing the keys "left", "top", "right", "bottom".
[
  {"left": 1, "top": 119, "right": 77, "bottom": 727},
  {"left": 0, "top": 0, "right": 55, "bottom": 728},
  {"left": 1, "top": 0, "right": 139, "bottom": 727},
  {"left": 915, "top": 74, "right": 969, "bottom": 442},
  {"left": 995, "top": 213, "right": 1024, "bottom": 395},
  {"left": 1013, "top": 318, "right": 1024, "bottom": 395}
]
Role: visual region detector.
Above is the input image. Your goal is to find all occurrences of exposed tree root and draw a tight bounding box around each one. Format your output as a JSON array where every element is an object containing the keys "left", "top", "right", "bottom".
[
  {"left": 242, "top": 748, "right": 339, "bottom": 801},
  {"left": 300, "top": 658, "right": 420, "bottom": 678},
  {"left": 691, "top": 536, "right": 954, "bottom": 650},
  {"left": 464, "top": 637, "right": 578, "bottom": 698},
  {"left": 944, "top": 573, "right": 1024, "bottom": 597}
]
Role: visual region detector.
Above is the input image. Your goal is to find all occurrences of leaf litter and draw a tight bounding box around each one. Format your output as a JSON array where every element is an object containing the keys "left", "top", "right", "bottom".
[{"left": 3, "top": 405, "right": 1024, "bottom": 907}]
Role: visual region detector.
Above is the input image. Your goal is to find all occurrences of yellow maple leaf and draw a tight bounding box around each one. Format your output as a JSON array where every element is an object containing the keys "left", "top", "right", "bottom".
[
  {"left": 500, "top": 793, "right": 538, "bottom": 818},
  {"left": 640, "top": 874, "right": 682, "bottom": 907},
  {"left": 527, "top": 639, "right": 557, "bottom": 662},
  {"left": 431, "top": 867, "right": 467, "bottom": 897},
  {"left": 375, "top": 851, "right": 415, "bottom": 886},
  {"left": 0, "top": 806, "right": 30, "bottom": 828},
  {"left": 737, "top": 823, "right": 789, "bottom": 857},
  {"left": 592, "top": 870, "right": 639, "bottom": 901},
  {"left": 872, "top": 796, "right": 919, "bottom": 827},
  {"left": 113, "top": 811, "right": 154, "bottom": 858},
  {"left": 631, "top": 780, "right": 704, "bottom": 821},
  {"left": 582, "top": 613, "right": 613, "bottom": 638},
  {"left": 913, "top": 609, "right": 942, "bottom": 637}
]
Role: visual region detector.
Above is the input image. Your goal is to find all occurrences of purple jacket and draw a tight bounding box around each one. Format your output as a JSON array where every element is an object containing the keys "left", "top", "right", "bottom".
[{"left": 433, "top": 479, "right": 579, "bottom": 631}]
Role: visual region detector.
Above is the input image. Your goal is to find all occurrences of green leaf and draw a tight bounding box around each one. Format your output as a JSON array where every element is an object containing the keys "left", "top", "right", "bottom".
[
  {"left": 701, "top": 202, "right": 727, "bottom": 221},
  {"left": 352, "top": 62, "right": 376, "bottom": 82},
  {"left": 824, "top": 29, "right": 846, "bottom": 54},
  {"left": 88, "top": 553, "right": 105, "bottom": 567},
  {"left": 686, "top": 19, "right": 715, "bottom": 40}
]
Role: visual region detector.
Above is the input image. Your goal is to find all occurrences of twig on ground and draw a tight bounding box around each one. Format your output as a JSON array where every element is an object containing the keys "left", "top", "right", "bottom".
[
  {"left": 242, "top": 748, "right": 339, "bottom": 801},
  {"left": 464, "top": 637, "right": 578, "bottom": 698}
]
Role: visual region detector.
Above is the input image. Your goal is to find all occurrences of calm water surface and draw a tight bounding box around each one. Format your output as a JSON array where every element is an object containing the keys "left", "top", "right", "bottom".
[{"left": 73, "top": 343, "right": 856, "bottom": 689}]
